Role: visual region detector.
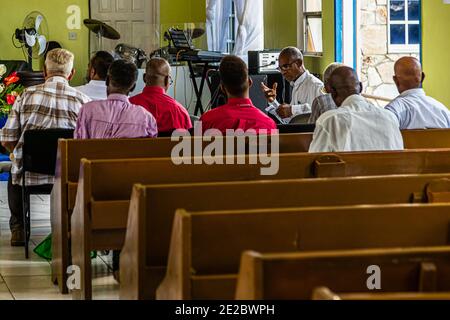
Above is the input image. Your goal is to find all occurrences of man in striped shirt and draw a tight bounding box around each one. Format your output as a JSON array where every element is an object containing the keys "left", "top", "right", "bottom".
[{"left": 0, "top": 48, "right": 91, "bottom": 246}]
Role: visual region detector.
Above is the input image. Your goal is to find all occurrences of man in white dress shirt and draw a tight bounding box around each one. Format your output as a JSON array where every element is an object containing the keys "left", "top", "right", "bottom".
[
  {"left": 385, "top": 57, "right": 450, "bottom": 129},
  {"left": 261, "top": 47, "right": 324, "bottom": 123},
  {"left": 76, "top": 51, "right": 114, "bottom": 101},
  {"left": 309, "top": 66, "right": 404, "bottom": 153}
]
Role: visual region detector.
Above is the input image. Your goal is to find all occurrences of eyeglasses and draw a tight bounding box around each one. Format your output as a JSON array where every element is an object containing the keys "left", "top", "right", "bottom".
[
  {"left": 168, "top": 75, "right": 174, "bottom": 86},
  {"left": 277, "top": 60, "right": 299, "bottom": 72}
]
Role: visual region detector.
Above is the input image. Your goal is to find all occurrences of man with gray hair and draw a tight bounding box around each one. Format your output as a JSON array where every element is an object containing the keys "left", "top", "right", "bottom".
[
  {"left": 261, "top": 46, "right": 324, "bottom": 123},
  {"left": 308, "top": 62, "right": 345, "bottom": 124},
  {"left": 0, "top": 48, "right": 90, "bottom": 246}
]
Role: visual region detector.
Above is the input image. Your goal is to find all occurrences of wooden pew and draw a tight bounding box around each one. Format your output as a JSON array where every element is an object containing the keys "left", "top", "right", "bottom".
[
  {"left": 120, "top": 175, "right": 450, "bottom": 300},
  {"left": 402, "top": 129, "right": 450, "bottom": 150},
  {"left": 51, "top": 138, "right": 179, "bottom": 293},
  {"left": 235, "top": 248, "right": 450, "bottom": 300},
  {"left": 156, "top": 204, "right": 450, "bottom": 300},
  {"left": 312, "top": 287, "right": 450, "bottom": 300},
  {"left": 71, "top": 149, "right": 450, "bottom": 299},
  {"left": 273, "top": 129, "right": 450, "bottom": 152},
  {"left": 52, "top": 134, "right": 313, "bottom": 293}
]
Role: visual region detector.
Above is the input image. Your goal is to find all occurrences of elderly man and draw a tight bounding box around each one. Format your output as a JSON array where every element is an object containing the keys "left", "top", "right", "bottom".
[
  {"left": 385, "top": 57, "right": 450, "bottom": 129},
  {"left": 308, "top": 62, "right": 345, "bottom": 124},
  {"left": 76, "top": 51, "right": 115, "bottom": 101},
  {"left": 261, "top": 46, "right": 324, "bottom": 123},
  {"left": 130, "top": 57, "right": 192, "bottom": 135},
  {"left": 0, "top": 49, "right": 91, "bottom": 246},
  {"left": 309, "top": 66, "right": 403, "bottom": 153}
]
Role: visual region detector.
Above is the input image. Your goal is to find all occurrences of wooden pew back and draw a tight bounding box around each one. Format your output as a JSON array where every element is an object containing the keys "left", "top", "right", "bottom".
[
  {"left": 156, "top": 204, "right": 450, "bottom": 300},
  {"left": 312, "top": 287, "right": 450, "bottom": 300},
  {"left": 120, "top": 174, "right": 450, "bottom": 299},
  {"left": 235, "top": 248, "right": 450, "bottom": 300}
]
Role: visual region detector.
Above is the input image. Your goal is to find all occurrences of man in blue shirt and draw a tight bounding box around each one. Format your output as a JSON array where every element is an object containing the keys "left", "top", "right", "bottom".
[{"left": 385, "top": 57, "right": 450, "bottom": 129}]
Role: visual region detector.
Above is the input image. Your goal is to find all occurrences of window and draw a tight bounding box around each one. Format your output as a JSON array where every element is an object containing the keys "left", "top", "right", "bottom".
[
  {"left": 298, "top": 0, "right": 323, "bottom": 56},
  {"left": 388, "top": 0, "right": 421, "bottom": 53}
]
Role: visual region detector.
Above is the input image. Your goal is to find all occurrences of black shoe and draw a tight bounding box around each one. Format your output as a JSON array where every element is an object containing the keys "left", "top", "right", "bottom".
[{"left": 11, "top": 229, "right": 25, "bottom": 247}]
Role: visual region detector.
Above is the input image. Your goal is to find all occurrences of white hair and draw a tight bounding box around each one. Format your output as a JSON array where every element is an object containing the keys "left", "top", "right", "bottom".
[
  {"left": 323, "top": 62, "right": 347, "bottom": 83},
  {"left": 45, "top": 49, "right": 74, "bottom": 78}
]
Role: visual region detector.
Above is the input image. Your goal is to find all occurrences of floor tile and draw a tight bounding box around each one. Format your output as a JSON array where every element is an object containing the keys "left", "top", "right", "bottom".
[{"left": 4, "top": 276, "right": 71, "bottom": 300}]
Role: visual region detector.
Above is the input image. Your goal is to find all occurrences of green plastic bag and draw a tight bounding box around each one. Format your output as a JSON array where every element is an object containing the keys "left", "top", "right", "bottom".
[{"left": 34, "top": 233, "right": 97, "bottom": 261}]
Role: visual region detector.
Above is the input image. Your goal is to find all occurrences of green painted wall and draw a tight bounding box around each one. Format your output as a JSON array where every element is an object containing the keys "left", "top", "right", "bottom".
[
  {"left": 0, "top": 0, "right": 90, "bottom": 86},
  {"left": 160, "top": 0, "right": 206, "bottom": 25},
  {"left": 264, "top": 0, "right": 335, "bottom": 77},
  {"left": 422, "top": 0, "right": 450, "bottom": 107}
]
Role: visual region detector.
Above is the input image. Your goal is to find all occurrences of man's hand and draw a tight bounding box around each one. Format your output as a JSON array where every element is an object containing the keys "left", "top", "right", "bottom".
[
  {"left": 260, "top": 82, "right": 278, "bottom": 103},
  {"left": 277, "top": 104, "right": 293, "bottom": 118}
]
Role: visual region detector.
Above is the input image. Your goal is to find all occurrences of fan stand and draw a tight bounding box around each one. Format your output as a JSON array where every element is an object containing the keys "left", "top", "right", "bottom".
[{"left": 27, "top": 46, "right": 33, "bottom": 71}]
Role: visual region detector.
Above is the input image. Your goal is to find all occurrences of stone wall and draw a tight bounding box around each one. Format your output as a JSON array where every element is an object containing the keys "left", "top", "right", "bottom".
[{"left": 359, "top": 0, "right": 419, "bottom": 106}]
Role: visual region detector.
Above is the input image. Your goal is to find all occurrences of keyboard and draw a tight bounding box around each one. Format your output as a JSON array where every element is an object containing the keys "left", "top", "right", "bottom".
[{"left": 179, "top": 50, "right": 226, "bottom": 63}]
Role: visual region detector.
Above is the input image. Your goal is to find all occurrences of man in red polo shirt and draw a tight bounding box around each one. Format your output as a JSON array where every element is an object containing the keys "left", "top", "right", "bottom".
[
  {"left": 130, "top": 57, "right": 192, "bottom": 135},
  {"left": 200, "top": 55, "right": 277, "bottom": 134}
]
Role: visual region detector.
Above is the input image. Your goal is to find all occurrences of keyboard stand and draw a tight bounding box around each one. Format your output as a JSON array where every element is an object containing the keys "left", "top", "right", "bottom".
[{"left": 186, "top": 61, "right": 215, "bottom": 116}]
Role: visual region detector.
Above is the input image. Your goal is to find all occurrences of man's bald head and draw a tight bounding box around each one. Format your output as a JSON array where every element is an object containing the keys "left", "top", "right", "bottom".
[
  {"left": 144, "top": 57, "right": 172, "bottom": 90},
  {"left": 393, "top": 57, "right": 424, "bottom": 94},
  {"left": 329, "top": 66, "right": 363, "bottom": 107}
]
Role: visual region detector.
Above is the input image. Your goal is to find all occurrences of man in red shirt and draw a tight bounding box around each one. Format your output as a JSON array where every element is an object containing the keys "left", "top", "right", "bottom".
[
  {"left": 130, "top": 58, "right": 192, "bottom": 135},
  {"left": 200, "top": 55, "right": 277, "bottom": 135}
]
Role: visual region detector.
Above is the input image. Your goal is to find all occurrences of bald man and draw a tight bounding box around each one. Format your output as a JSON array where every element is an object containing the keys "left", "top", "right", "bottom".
[
  {"left": 261, "top": 47, "right": 324, "bottom": 124},
  {"left": 385, "top": 57, "right": 450, "bottom": 129},
  {"left": 130, "top": 57, "right": 192, "bottom": 135},
  {"left": 309, "top": 66, "right": 403, "bottom": 153}
]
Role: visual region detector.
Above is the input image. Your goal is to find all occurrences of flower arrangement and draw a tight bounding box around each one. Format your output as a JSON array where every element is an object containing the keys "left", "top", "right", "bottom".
[{"left": 0, "top": 64, "right": 24, "bottom": 117}]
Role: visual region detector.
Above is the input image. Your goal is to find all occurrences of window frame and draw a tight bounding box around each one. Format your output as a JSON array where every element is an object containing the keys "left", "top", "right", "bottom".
[
  {"left": 387, "top": 0, "right": 421, "bottom": 54},
  {"left": 297, "top": 0, "right": 323, "bottom": 57}
]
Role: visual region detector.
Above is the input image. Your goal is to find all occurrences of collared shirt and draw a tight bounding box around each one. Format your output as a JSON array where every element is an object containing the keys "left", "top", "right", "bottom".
[
  {"left": 76, "top": 80, "right": 108, "bottom": 101},
  {"left": 308, "top": 93, "right": 337, "bottom": 124},
  {"left": 130, "top": 86, "right": 192, "bottom": 134},
  {"left": 270, "top": 70, "right": 324, "bottom": 123},
  {"left": 385, "top": 88, "right": 450, "bottom": 129},
  {"left": 309, "top": 94, "right": 404, "bottom": 153},
  {"left": 75, "top": 94, "right": 158, "bottom": 140},
  {"left": 0, "top": 76, "right": 91, "bottom": 185},
  {"left": 200, "top": 98, "right": 277, "bottom": 134}
]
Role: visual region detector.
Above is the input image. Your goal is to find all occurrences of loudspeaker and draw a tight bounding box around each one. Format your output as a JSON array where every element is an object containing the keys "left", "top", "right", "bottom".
[{"left": 209, "top": 72, "right": 269, "bottom": 113}]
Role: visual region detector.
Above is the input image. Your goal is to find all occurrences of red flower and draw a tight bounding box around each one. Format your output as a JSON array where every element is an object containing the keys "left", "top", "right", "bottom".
[
  {"left": 6, "top": 94, "right": 16, "bottom": 105},
  {"left": 4, "top": 72, "right": 20, "bottom": 86}
]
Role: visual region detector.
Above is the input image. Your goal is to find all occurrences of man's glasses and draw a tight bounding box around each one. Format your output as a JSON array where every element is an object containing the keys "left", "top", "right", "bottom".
[
  {"left": 277, "top": 60, "right": 299, "bottom": 72},
  {"left": 168, "top": 75, "right": 174, "bottom": 86}
]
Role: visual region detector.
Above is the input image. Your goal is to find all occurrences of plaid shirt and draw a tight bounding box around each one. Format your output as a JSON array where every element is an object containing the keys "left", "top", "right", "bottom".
[
  {"left": 308, "top": 93, "right": 338, "bottom": 124},
  {"left": 0, "top": 76, "right": 91, "bottom": 185}
]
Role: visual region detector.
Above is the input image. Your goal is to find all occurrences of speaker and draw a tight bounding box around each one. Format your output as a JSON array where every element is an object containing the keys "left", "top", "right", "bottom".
[{"left": 209, "top": 72, "right": 269, "bottom": 113}]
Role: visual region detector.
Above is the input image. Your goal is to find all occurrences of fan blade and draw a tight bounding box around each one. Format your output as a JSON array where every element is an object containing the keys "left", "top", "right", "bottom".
[
  {"left": 35, "top": 15, "right": 44, "bottom": 32},
  {"left": 25, "top": 30, "right": 36, "bottom": 47},
  {"left": 37, "top": 35, "right": 47, "bottom": 56}
]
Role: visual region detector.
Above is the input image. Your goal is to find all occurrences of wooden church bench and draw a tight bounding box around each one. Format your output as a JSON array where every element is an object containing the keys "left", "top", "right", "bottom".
[
  {"left": 120, "top": 175, "right": 450, "bottom": 299},
  {"left": 312, "top": 287, "right": 450, "bottom": 300},
  {"left": 235, "top": 248, "right": 450, "bottom": 300},
  {"left": 156, "top": 204, "right": 450, "bottom": 300}
]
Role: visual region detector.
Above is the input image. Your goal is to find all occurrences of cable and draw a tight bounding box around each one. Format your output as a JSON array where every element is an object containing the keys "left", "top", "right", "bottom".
[{"left": 174, "top": 50, "right": 186, "bottom": 101}]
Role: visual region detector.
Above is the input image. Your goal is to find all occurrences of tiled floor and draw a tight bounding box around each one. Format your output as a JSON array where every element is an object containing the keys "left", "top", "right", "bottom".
[{"left": 0, "top": 182, "right": 119, "bottom": 300}]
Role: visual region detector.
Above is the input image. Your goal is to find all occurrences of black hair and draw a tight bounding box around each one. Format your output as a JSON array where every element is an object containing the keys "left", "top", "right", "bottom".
[
  {"left": 108, "top": 59, "right": 138, "bottom": 91},
  {"left": 91, "top": 51, "right": 115, "bottom": 80},
  {"left": 219, "top": 55, "right": 249, "bottom": 97}
]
